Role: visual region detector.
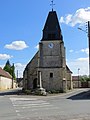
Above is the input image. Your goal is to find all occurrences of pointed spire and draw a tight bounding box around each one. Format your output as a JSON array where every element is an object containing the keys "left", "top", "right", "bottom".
[{"left": 42, "top": 11, "right": 63, "bottom": 41}]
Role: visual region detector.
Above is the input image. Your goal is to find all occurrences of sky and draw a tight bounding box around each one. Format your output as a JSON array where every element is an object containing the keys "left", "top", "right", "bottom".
[{"left": 0, "top": 0, "right": 90, "bottom": 78}]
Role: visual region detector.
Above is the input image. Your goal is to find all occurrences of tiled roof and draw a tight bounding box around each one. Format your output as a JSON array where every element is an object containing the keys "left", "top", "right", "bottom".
[
  {"left": 0, "top": 67, "right": 12, "bottom": 79},
  {"left": 72, "top": 76, "right": 78, "bottom": 80}
]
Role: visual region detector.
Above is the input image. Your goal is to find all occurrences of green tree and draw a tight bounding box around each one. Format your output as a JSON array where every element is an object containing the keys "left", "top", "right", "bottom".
[
  {"left": 3, "top": 60, "right": 11, "bottom": 74},
  {"left": 11, "top": 63, "right": 16, "bottom": 80},
  {"left": 80, "top": 75, "right": 90, "bottom": 82},
  {"left": 3, "top": 60, "right": 16, "bottom": 80}
]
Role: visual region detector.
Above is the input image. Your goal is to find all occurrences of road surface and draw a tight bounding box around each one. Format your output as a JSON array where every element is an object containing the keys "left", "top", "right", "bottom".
[{"left": 0, "top": 88, "right": 90, "bottom": 120}]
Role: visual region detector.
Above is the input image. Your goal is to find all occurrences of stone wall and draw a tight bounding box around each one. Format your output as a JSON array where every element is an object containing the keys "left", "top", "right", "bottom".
[
  {"left": 23, "top": 52, "right": 38, "bottom": 89},
  {"left": 73, "top": 80, "right": 81, "bottom": 88},
  {"left": 66, "top": 72, "right": 73, "bottom": 90},
  {"left": 73, "top": 80, "right": 90, "bottom": 88},
  {"left": 88, "top": 81, "right": 90, "bottom": 87},
  {"left": 39, "top": 68, "right": 64, "bottom": 91},
  {"left": 39, "top": 40, "right": 65, "bottom": 68}
]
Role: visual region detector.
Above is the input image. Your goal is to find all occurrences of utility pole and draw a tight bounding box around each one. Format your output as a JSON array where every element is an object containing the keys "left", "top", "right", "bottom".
[
  {"left": 88, "top": 21, "right": 90, "bottom": 78},
  {"left": 17, "top": 69, "right": 18, "bottom": 82},
  {"left": 78, "top": 21, "right": 90, "bottom": 77},
  {"left": 12, "top": 63, "right": 14, "bottom": 89},
  {"left": 78, "top": 68, "right": 80, "bottom": 88}
]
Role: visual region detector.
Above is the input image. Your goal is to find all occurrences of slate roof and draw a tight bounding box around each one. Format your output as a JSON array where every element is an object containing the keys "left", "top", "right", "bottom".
[
  {"left": 66, "top": 65, "right": 72, "bottom": 73},
  {"left": 0, "top": 67, "right": 12, "bottom": 79},
  {"left": 42, "top": 11, "right": 63, "bottom": 40},
  {"left": 43, "top": 11, "right": 60, "bottom": 31}
]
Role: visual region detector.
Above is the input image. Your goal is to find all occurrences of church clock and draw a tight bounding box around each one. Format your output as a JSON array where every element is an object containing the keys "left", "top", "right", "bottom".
[{"left": 48, "top": 43, "right": 54, "bottom": 48}]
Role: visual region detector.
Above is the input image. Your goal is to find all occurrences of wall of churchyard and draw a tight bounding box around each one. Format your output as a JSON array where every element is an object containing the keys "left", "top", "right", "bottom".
[{"left": 73, "top": 80, "right": 90, "bottom": 88}]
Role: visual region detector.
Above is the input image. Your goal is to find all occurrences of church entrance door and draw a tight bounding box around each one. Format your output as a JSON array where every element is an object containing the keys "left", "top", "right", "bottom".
[{"left": 33, "top": 78, "right": 37, "bottom": 89}]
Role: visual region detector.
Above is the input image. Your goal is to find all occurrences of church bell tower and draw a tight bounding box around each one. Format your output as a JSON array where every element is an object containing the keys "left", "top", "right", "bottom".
[
  {"left": 23, "top": 1, "right": 72, "bottom": 92},
  {"left": 39, "top": 10, "right": 66, "bottom": 68},
  {"left": 38, "top": 10, "right": 66, "bottom": 91}
]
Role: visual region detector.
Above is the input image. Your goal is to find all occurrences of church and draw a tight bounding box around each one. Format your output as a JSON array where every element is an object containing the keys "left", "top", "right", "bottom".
[{"left": 23, "top": 9, "right": 73, "bottom": 92}]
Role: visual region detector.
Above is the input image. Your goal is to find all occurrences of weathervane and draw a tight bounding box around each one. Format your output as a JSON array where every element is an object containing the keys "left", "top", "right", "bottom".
[{"left": 50, "top": 0, "right": 55, "bottom": 11}]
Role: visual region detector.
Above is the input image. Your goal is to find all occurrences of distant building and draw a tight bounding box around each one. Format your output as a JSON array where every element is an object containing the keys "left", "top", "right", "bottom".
[
  {"left": 72, "top": 76, "right": 80, "bottom": 88},
  {"left": 17, "top": 78, "right": 23, "bottom": 87},
  {"left": 23, "top": 10, "right": 73, "bottom": 92},
  {"left": 0, "top": 67, "right": 12, "bottom": 90},
  {"left": 72, "top": 76, "right": 90, "bottom": 88}
]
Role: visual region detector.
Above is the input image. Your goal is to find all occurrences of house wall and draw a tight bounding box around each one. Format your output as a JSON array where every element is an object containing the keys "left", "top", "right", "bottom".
[{"left": 0, "top": 76, "right": 12, "bottom": 90}]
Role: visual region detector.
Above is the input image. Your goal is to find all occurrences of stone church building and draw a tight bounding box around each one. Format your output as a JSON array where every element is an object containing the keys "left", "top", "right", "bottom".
[{"left": 23, "top": 10, "right": 73, "bottom": 92}]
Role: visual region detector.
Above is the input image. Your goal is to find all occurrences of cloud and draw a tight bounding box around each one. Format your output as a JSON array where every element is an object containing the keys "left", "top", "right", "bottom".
[
  {"left": 77, "top": 57, "right": 88, "bottom": 61},
  {"left": 69, "top": 49, "right": 74, "bottom": 53},
  {"left": 0, "top": 54, "right": 13, "bottom": 60},
  {"left": 81, "top": 48, "right": 89, "bottom": 55},
  {"left": 0, "top": 64, "right": 4, "bottom": 68},
  {"left": 5, "top": 41, "right": 29, "bottom": 50},
  {"left": 15, "top": 63, "right": 26, "bottom": 78},
  {"left": 60, "top": 7, "right": 90, "bottom": 26},
  {"left": 68, "top": 48, "right": 89, "bottom": 55},
  {"left": 60, "top": 17, "right": 64, "bottom": 23},
  {"left": 35, "top": 44, "right": 39, "bottom": 49},
  {"left": 67, "top": 57, "right": 89, "bottom": 76}
]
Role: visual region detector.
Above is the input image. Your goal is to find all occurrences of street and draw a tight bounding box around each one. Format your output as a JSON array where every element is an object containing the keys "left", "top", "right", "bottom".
[{"left": 0, "top": 88, "right": 90, "bottom": 120}]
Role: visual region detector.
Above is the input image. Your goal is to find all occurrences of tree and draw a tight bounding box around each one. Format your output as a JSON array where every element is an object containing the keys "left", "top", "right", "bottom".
[
  {"left": 3, "top": 60, "right": 11, "bottom": 74},
  {"left": 80, "top": 75, "right": 90, "bottom": 82},
  {"left": 3, "top": 60, "right": 16, "bottom": 80},
  {"left": 11, "top": 63, "right": 16, "bottom": 80}
]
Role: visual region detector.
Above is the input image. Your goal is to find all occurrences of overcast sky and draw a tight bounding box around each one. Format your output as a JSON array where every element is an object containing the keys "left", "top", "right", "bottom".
[{"left": 0, "top": 0, "right": 90, "bottom": 77}]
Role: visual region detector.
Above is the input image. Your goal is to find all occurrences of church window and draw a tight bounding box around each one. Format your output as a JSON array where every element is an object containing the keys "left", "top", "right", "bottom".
[{"left": 50, "top": 73, "right": 53, "bottom": 78}]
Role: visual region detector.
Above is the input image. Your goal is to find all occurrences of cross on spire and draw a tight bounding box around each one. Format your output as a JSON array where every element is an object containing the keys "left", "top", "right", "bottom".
[{"left": 50, "top": 0, "right": 55, "bottom": 11}]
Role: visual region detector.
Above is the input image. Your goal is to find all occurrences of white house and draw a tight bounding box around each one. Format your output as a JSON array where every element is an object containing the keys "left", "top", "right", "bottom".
[{"left": 0, "top": 67, "right": 12, "bottom": 90}]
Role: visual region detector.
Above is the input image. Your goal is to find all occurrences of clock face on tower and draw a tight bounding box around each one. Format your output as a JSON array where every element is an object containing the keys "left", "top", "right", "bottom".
[{"left": 48, "top": 43, "right": 54, "bottom": 48}]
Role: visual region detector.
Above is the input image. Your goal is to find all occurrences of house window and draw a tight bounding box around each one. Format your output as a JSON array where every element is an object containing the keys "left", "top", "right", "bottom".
[{"left": 50, "top": 73, "right": 53, "bottom": 78}]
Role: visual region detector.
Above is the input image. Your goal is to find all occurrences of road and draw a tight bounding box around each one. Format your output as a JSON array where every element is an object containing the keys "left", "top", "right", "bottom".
[{"left": 0, "top": 88, "right": 90, "bottom": 120}]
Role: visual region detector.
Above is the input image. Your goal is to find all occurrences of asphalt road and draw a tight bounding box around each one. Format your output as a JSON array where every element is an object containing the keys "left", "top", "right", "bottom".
[{"left": 0, "top": 88, "right": 90, "bottom": 120}]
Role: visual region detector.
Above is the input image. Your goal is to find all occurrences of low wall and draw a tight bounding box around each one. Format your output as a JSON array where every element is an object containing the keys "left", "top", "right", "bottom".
[{"left": 73, "top": 80, "right": 90, "bottom": 88}]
